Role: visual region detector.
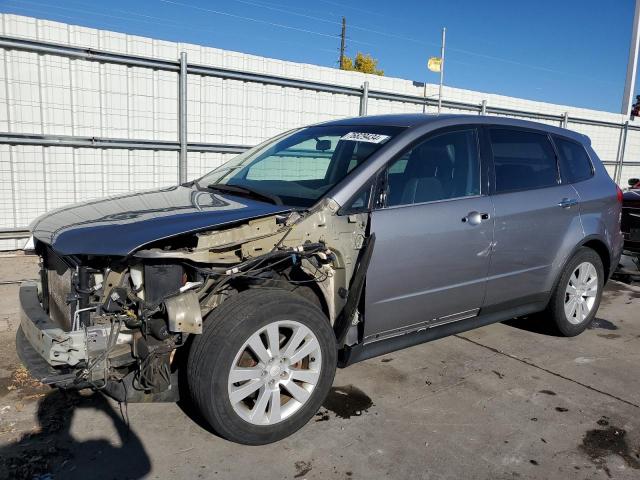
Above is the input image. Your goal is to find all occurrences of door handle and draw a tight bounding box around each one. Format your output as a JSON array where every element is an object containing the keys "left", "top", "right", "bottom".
[
  {"left": 462, "top": 211, "right": 490, "bottom": 226},
  {"left": 558, "top": 198, "right": 579, "bottom": 208}
]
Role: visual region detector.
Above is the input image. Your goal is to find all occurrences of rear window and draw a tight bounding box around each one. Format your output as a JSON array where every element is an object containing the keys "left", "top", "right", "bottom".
[
  {"left": 489, "top": 129, "right": 559, "bottom": 193},
  {"left": 554, "top": 137, "right": 593, "bottom": 184}
]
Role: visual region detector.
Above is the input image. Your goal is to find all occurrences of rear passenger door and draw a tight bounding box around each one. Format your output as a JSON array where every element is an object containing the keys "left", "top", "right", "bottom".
[{"left": 482, "top": 127, "right": 584, "bottom": 310}]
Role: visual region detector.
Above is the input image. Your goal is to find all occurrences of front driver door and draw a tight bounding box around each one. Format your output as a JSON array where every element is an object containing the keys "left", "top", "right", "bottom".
[{"left": 364, "top": 127, "right": 495, "bottom": 343}]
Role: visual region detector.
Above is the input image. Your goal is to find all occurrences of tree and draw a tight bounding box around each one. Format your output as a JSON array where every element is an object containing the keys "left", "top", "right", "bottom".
[{"left": 341, "top": 52, "right": 384, "bottom": 76}]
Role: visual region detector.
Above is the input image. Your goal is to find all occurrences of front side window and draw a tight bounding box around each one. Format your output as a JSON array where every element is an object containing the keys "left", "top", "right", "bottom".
[
  {"left": 489, "top": 129, "right": 559, "bottom": 193},
  {"left": 554, "top": 137, "right": 593, "bottom": 184},
  {"left": 198, "top": 126, "right": 403, "bottom": 208},
  {"left": 383, "top": 129, "right": 480, "bottom": 207}
]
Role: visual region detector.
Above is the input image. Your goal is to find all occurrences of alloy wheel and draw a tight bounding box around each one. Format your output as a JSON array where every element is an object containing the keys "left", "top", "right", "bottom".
[
  {"left": 227, "top": 320, "right": 322, "bottom": 425},
  {"left": 564, "top": 261, "right": 599, "bottom": 325}
]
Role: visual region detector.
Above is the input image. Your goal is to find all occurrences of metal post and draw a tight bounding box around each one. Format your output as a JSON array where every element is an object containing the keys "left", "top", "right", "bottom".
[
  {"left": 359, "top": 81, "right": 369, "bottom": 116},
  {"left": 178, "top": 51, "right": 188, "bottom": 184},
  {"left": 562, "top": 112, "right": 569, "bottom": 128},
  {"left": 422, "top": 81, "right": 427, "bottom": 114},
  {"left": 480, "top": 99, "right": 487, "bottom": 115},
  {"left": 622, "top": 0, "right": 640, "bottom": 116},
  {"left": 437, "top": 27, "right": 446, "bottom": 114},
  {"left": 615, "top": 121, "right": 629, "bottom": 185}
]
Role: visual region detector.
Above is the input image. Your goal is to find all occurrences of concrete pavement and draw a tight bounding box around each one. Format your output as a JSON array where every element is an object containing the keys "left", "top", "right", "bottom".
[{"left": 0, "top": 255, "right": 638, "bottom": 480}]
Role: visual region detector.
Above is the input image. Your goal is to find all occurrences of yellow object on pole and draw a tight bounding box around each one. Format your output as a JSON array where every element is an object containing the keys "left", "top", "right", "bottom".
[{"left": 427, "top": 57, "right": 442, "bottom": 72}]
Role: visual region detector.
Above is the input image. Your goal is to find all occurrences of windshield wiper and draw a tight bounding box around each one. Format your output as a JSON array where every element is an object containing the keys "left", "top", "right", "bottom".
[{"left": 206, "top": 183, "right": 283, "bottom": 205}]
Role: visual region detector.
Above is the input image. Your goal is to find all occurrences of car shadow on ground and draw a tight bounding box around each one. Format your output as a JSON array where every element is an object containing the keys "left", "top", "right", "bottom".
[
  {"left": 502, "top": 314, "right": 564, "bottom": 336},
  {"left": 0, "top": 389, "right": 151, "bottom": 480},
  {"left": 504, "top": 315, "right": 618, "bottom": 336}
]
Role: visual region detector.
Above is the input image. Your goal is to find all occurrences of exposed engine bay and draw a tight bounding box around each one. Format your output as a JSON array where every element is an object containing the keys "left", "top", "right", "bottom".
[{"left": 27, "top": 198, "right": 368, "bottom": 402}]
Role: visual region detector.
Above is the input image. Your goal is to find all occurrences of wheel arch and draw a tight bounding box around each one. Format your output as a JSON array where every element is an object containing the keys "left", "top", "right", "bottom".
[
  {"left": 289, "top": 279, "right": 331, "bottom": 321},
  {"left": 546, "top": 234, "right": 611, "bottom": 307},
  {"left": 578, "top": 236, "right": 611, "bottom": 279}
]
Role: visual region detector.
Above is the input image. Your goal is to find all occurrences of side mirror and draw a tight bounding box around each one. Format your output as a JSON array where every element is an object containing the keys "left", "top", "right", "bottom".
[
  {"left": 315, "top": 139, "right": 331, "bottom": 151},
  {"left": 629, "top": 178, "right": 640, "bottom": 187}
]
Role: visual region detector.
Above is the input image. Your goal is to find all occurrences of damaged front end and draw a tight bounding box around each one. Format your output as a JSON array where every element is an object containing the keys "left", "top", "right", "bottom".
[{"left": 18, "top": 199, "right": 368, "bottom": 402}]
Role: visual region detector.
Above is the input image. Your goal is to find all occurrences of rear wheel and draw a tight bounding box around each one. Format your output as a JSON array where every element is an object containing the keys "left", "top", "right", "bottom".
[
  {"left": 187, "top": 289, "right": 337, "bottom": 445},
  {"left": 545, "top": 247, "right": 604, "bottom": 336}
]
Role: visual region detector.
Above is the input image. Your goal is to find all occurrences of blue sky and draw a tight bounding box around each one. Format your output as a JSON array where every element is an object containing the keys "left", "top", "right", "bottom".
[{"left": 0, "top": 0, "right": 636, "bottom": 112}]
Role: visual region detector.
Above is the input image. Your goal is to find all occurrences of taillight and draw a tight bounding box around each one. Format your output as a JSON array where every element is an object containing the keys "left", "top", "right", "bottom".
[{"left": 616, "top": 185, "right": 624, "bottom": 203}]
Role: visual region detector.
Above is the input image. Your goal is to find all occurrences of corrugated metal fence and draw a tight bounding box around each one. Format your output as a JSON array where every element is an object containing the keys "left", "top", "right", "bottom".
[{"left": 1, "top": 14, "right": 640, "bottom": 250}]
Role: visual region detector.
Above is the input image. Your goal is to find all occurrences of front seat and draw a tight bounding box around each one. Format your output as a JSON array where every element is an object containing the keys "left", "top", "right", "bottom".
[{"left": 400, "top": 144, "right": 452, "bottom": 204}]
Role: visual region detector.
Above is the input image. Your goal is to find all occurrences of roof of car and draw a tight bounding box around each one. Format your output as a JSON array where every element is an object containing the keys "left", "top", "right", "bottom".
[
  {"left": 320, "top": 113, "right": 459, "bottom": 127},
  {"left": 319, "top": 113, "right": 589, "bottom": 144}
]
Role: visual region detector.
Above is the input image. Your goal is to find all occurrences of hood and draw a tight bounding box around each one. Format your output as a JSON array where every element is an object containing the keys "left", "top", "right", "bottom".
[{"left": 30, "top": 185, "right": 291, "bottom": 257}]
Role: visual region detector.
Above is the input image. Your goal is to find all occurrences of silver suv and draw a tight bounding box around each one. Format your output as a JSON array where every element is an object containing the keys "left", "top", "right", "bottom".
[{"left": 18, "top": 114, "right": 623, "bottom": 444}]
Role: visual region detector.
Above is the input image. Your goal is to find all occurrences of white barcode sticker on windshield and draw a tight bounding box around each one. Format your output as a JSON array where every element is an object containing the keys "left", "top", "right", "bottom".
[{"left": 340, "top": 132, "right": 390, "bottom": 143}]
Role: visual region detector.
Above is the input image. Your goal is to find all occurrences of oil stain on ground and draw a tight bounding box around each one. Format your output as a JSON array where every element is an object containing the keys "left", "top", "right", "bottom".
[
  {"left": 588, "top": 318, "right": 618, "bottom": 331},
  {"left": 580, "top": 424, "right": 640, "bottom": 477},
  {"left": 322, "top": 385, "right": 373, "bottom": 419}
]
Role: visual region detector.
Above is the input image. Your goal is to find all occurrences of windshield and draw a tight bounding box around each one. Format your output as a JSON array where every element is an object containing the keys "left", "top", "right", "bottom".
[{"left": 198, "top": 125, "right": 404, "bottom": 207}]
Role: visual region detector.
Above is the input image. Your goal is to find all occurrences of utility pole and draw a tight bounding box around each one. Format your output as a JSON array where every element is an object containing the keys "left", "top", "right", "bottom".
[
  {"left": 622, "top": 0, "right": 640, "bottom": 116},
  {"left": 438, "top": 27, "right": 446, "bottom": 114},
  {"left": 339, "top": 17, "right": 346, "bottom": 69}
]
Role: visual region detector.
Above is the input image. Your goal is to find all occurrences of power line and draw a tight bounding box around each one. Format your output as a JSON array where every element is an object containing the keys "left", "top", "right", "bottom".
[
  {"left": 4, "top": 0, "right": 341, "bottom": 58},
  {"left": 5, "top": 0, "right": 615, "bottom": 87},
  {"left": 64, "top": 0, "right": 572, "bottom": 79},
  {"left": 1, "top": 5, "right": 144, "bottom": 36},
  {"left": 247, "top": 0, "right": 614, "bottom": 84},
  {"left": 156, "top": 0, "right": 341, "bottom": 40},
  {"left": 228, "top": 0, "right": 340, "bottom": 27},
  {"left": 216, "top": 0, "right": 589, "bottom": 79},
  {"left": 156, "top": 0, "right": 375, "bottom": 47},
  {"left": 226, "top": 0, "right": 430, "bottom": 48},
  {"left": 312, "top": 0, "right": 390, "bottom": 20},
  {"left": 8, "top": 0, "right": 184, "bottom": 29}
]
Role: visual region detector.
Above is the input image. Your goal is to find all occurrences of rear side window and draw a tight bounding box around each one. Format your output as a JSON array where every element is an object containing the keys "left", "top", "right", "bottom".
[
  {"left": 489, "top": 129, "right": 559, "bottom": 193},
  {"left": 554, "top": 137, "right": 593, "bottom": 184}
]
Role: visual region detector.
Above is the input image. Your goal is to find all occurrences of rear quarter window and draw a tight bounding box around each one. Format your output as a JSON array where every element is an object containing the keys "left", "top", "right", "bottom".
[{"left": 554, "top": 137, "right": 594, "bottom": 184}]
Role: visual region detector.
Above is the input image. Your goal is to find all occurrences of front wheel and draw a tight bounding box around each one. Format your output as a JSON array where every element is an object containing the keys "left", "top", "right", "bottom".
[
  {"left": 187, "top": 289, "right": 337, "bottom": 445},
  {"left": 545, "top": 247, "right": 605, "bottom": 336}
]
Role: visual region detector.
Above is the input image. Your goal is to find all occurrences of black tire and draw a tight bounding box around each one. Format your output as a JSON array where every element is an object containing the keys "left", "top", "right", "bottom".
[
  {"left": 187, "top": 288, "right": 337, "bottom": 445},
  {"left": 545, "top": 247, "right": 605, "bottom": 337}
]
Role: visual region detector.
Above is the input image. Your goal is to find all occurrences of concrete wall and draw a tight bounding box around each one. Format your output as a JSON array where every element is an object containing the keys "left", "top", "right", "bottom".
[{"left": 1, "top": 13, "right": 639, "bottom": 250}]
